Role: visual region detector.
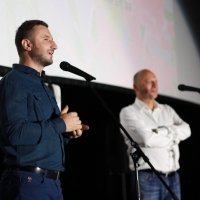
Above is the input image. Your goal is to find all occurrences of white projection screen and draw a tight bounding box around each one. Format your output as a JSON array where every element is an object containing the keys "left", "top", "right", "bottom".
[{"left": 0, "top": 0, "right": 199, "bottom": 104}]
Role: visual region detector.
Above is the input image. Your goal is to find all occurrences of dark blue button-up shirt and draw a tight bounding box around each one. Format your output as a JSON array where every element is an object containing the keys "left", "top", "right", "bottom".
[{"left": 0, "top": 64, "right": 69, "bottom": 171}]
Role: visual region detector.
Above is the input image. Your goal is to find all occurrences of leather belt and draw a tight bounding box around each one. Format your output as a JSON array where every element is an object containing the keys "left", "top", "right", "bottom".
[
  {"left": 140, "top": 169, "right": 176, "bottom": 177},
  {"left": 7, "top": 166, "right": 60, "bottom": 180}
]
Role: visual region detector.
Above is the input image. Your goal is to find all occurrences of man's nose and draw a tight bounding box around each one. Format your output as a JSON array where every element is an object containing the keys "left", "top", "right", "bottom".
[
  {"left": 52, "top": 41, "right": 58, "bottom": 50},
  {"left": 152, "top": 82, "right": 157, "bottom": 87}
]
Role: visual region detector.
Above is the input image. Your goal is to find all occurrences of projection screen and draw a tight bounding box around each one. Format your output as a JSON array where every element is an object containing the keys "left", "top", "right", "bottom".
[{"left": 0, "top": 0, "right": 199, "bottom": 104}]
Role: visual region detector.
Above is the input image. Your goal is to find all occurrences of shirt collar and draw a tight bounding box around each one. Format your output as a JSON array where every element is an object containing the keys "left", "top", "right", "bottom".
[
  {"left": 134, "top": 97, "right": 160, "bottom": 111},
  {"left": 12, "top": 64, "right": 45, "bottom": 80}
]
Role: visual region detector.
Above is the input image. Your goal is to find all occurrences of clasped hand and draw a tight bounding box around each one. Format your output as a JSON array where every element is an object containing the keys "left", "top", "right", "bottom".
[{"left": 60, "top": 105, "right": 89, "bottom": 138}]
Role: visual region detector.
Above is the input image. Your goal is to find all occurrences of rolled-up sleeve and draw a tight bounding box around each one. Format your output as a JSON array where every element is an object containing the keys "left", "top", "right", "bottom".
[{"left": 120, "top": 107, "right": 174, "bottom": 148}]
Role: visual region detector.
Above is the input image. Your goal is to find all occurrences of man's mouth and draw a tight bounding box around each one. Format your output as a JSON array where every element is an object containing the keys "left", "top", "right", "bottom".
[{"left": 48, "top": 51, "right": 53, "bottom": 58}]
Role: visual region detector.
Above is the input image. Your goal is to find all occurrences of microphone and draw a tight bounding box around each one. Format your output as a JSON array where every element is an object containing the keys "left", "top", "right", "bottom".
[
  {"left": 60, "top": 61, "right": 96, "bottom": 82},
  {"left": 178, "top": 84, "right": 200, "bottom": 93}
]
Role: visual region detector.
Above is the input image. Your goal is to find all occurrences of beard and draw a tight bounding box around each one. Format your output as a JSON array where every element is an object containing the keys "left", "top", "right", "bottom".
[{"left": 30, "top": 46, "right": 53, "bottom": 67}]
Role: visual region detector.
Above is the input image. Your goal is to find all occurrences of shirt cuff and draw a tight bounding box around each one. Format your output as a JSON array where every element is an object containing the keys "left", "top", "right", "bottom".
[
  {"left": 52, "top": 117, "right": 66, "bottom": 134},
  {"left": 157, "top": 126, "right": 169, "bottom": 136}
]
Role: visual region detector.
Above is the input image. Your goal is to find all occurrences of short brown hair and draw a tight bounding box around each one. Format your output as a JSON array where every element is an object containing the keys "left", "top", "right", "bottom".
[{"left": 15, "top": 20, "right": 48, "bottom": 55}]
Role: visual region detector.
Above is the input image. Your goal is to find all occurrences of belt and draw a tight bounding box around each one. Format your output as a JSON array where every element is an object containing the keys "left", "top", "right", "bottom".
[
  {"left": 140, "top": 169, "right": 176, "bottom": 177},
  {"left": 6, "top": 166, "right": 60, "bottom": 180}
]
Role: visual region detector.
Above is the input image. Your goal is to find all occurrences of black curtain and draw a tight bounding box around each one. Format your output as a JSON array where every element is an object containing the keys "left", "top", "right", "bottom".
[
  {"left": 59, "top": 83, "right": 200, "bottom": 200},
  {"left": 1, "top": 65, "right": 200, "bottom": 199}
]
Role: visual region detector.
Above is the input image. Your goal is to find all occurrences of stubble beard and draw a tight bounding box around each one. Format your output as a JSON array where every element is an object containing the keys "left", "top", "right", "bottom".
[{"left": 30, "top": 46, "right": 53, "bottom": 67}]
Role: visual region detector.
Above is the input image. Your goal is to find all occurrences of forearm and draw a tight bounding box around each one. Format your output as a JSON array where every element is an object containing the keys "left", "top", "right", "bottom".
[
  {"left": 154, "top": 122, "right": 191, "bottom": 143},
  {"left": 1, "top": 117, "right": 66, "bottom": 146},
  {"left": 121, "top": 125, "right": 173, "bottom": 148},
  {"left": 167, "top": 123, "right": 191, "bottom": 141}
]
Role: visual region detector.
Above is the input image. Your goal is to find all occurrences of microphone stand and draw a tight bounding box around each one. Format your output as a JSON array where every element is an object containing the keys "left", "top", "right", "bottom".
[
  {"left": 85, "top": 80, "right": 179, "bottom": 200},
  {"left": 60, "top": 63, "right": 179, "bottom": 200}
]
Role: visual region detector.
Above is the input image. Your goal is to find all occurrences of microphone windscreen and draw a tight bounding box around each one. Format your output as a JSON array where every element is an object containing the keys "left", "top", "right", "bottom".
[
  {"left": 60, "top": 61, "right": 70, "bottom": 70},
  {"left": 178, "top": 84, "right": 185, "bottom": 91}
]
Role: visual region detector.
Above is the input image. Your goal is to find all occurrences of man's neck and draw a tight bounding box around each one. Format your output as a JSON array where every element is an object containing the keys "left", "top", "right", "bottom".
[
  {"left": 19, "top": 58, "right": 43, "bottom": 75},
  {"left": 138, "top": 97, "right": 155, "bottom": 110}
]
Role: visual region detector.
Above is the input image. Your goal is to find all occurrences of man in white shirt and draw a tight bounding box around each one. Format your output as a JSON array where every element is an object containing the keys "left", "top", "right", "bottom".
[{"left": 119, "top": 69, "right": 191, "bottom": 200}]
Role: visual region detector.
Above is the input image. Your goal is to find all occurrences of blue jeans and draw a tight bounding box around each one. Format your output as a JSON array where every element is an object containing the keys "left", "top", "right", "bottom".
[
  {"left": 0, "top": 170, "right": 63, "bottom": 200},
  {"left": 131, "top": 170, "right": 181, "bottom": 200}
]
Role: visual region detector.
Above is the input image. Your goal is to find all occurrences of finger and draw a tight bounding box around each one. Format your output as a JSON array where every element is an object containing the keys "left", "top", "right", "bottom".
[
  {"left": 70, "top": 130, "right": 82, "bottom": 138},
  {"left": 69, "top": 112, "right": 78, "bottom": 117},
  {"left": 76, "top": 124, "right": 82, "bottom": 130},
  {"left": 75, "top": 116, "right": 80, "bottom": 121},
  {"left": 76, "top": 129, "right": 82, "bottom": 137},
  {"left": 65, "top": 131, "right": 77, "bottom": 138},
  {"left": 77, "top": 120, "right": 82, "bottom": 125},
  {"left": 69, "top": 130, "right": 77, "bottom": 138},
  {"left": 61, "top": 105, "right": 68, "bottom": 114},
  {"left": 81, "top": 124, "right": 90, "bottom": 131},
  {"left": 72, "top": 130, "right": 77, "bottom": 137}
]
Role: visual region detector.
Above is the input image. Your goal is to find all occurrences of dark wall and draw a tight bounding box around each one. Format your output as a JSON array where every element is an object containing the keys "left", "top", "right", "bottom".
[
  {"left": 59, "top": 82, "right": 132, "bottom": 200},
  {"left": 178, "top": 0, "right": 200, "bottom": 52},
  {"left": 58, "top": 82, "right": 200, "bottom": 200}
]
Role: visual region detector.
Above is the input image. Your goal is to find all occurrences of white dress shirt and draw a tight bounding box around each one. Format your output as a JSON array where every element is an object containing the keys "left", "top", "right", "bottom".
[{"left": 119, "top": 98, "right": 191, "bottom": 173}]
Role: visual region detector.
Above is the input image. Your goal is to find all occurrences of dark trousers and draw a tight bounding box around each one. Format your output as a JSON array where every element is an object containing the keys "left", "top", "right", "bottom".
[{"left": 0, "top": 170, "right": 63, "bottom": 200}]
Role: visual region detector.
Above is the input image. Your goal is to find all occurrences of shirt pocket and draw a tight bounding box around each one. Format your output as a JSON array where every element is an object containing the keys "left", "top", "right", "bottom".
[
  {"left": 32, "top": 93, "right": 50, "bottom": 121},
  {"left": 46, "top": 90, "right": 60, "bottom": 115}
]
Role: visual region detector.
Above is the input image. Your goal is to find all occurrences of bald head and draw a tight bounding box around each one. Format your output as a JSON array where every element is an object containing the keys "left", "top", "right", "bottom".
[
  {"left": 133, "top": 69, "right": 153, "bottom": 85},
  {"left": 133, "top": 69, "right": 158, "bottom": 101}
]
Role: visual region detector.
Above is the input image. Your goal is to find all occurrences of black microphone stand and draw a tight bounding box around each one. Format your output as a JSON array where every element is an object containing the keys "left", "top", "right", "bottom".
[
  {"left": 61, "top": 65, "right": 179, "bottom": 200},
  {"left": 84, "top": 79, "right": 179, "bottom": 200}
]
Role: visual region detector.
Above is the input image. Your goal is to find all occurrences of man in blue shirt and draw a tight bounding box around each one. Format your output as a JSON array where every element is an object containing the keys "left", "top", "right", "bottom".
[{"left": 0, "top": 20, "right": 89, "bottom": 200}]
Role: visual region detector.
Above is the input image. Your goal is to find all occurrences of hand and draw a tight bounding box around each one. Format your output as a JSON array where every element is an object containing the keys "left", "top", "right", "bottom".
[
  {"left": 60, "top": 105, "right": 82, "bottom": 132},
  {"left": 65, "top": 124, "right": 90, "bottom": 138}
]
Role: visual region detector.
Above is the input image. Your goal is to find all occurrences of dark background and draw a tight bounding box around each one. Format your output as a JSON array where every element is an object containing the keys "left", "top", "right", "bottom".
[
  {"left": 1, "top": 69, "right": 199, "bottom": 199},
  {"left": 178, "top": 0, "right": 200, "bottom": 53},
  {"left": 58, "top": 81, "right": 200, "bottom": 200}
]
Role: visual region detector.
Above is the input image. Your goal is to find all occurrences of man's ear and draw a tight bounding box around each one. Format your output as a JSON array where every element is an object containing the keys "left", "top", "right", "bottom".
[
  {"left": 133, "top": 84, "right": 137, "bottom": 92},
  {"left": 21, "top": 39, "right": 32, "bottom": 51}
]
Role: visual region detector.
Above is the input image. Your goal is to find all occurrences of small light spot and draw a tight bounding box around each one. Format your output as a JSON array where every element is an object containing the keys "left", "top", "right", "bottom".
[{"left": 28, "top": 176, "right": 32, "bottom": 182}]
